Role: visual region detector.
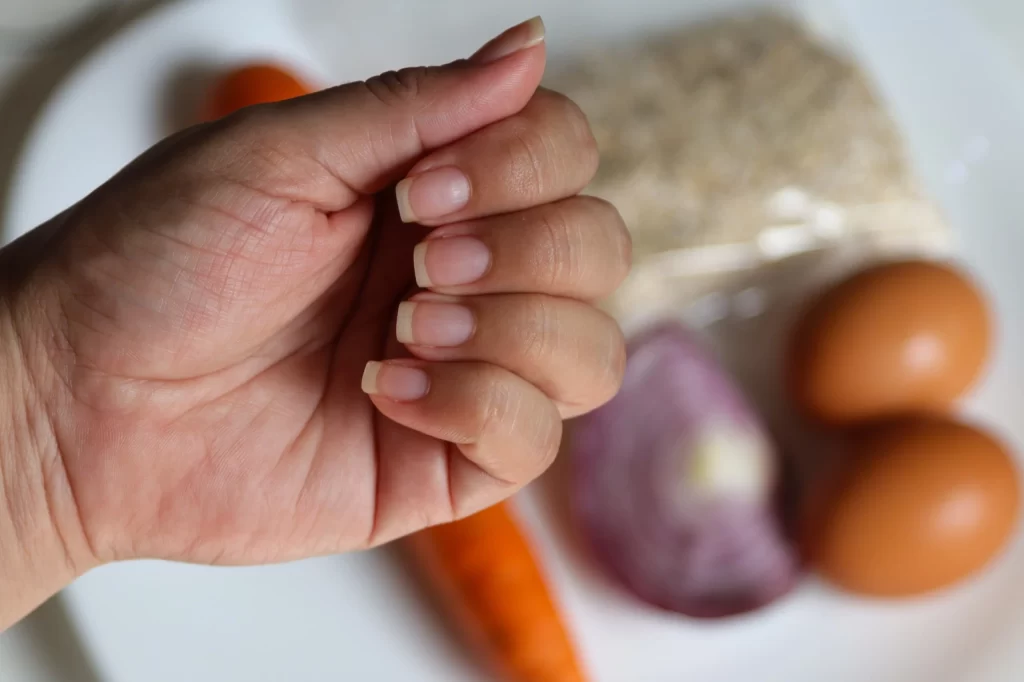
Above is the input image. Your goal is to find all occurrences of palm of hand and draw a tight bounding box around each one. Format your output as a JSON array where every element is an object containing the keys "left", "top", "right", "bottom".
[{"left": 47, "top": 126, "right": 475, "bottom": 564}]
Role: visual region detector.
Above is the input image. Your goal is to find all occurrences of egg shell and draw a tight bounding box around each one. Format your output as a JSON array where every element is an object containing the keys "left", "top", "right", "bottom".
[
  {"left": 788, "top": 260, "right": 990, "bottom": 424},
  {"left": 804, "top": 416, "right": 1020, "bottom": 597}
]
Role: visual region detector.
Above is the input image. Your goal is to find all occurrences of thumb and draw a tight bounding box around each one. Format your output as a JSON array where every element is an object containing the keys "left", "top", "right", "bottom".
[{"left": 274, "top": 16, "right": 547, "bottom": 197}]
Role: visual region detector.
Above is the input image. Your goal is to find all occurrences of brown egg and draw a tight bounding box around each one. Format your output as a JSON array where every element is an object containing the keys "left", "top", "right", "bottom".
[
  {"left": 789, "top": 260, "right": 991, "bottom": 424},
  {"left": 804, "top": 417, "right": 1020, "bottom": 597}
]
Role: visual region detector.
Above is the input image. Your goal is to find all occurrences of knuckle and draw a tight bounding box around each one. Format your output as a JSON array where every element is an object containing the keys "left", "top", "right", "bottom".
[
  {"left": 559, "top": 96, "right": 599, "bottom": 176},
  {"left": 576, "top": 196, "right": 632, "bottom": 290},
  {"left": 570, "top": 308, "right": 625, "bottom": 411},
  {"left": 534, "top": 90, "right": 600, "bottom": 185},
  {"left": 516, "top": 296, "right": 560, "bottom": 364},
  {"left": 506, "top": 125, "right": 548, "bottom": 200},
  {"left": 577, "top": 132, "right": 600, "bottom": 180},
  {"left": 543, "top": 88, "right": 588, "bottom": 129},
  {"left": 535, "top": 206, "right": 580, "bottom": 290},
  {"left": 599, "top": 320, "right": 628, "bottom": 405},
  {"left": 463, "top": 365, "right": 561, "bottom": 484},
  {"left": 364, "top": 66, "right": 430, "bottom": 105},
  {"left": 476, "top": 369, "right": 514, "bottom": 438},
  {"left": 605, "top": 207, "right": 633, "bottom": 285},
  {"left": 530, "top": 412, "right": 563, "bottom": 477}
]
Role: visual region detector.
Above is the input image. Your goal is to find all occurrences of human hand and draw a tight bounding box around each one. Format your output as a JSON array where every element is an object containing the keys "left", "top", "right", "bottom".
[{"left": 0, "top": 17, "right": 629, "bottom": 620}]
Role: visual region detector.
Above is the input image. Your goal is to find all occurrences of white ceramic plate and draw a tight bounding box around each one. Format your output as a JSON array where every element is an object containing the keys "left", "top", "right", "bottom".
[{"left": 6, "top": 0, "right": 1024, "bottom": 680}]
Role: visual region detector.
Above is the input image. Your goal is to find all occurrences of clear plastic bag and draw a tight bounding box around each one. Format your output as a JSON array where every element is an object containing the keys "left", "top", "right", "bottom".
[{"left": 542, "top": 10, "right": 952, "bottom": 336}]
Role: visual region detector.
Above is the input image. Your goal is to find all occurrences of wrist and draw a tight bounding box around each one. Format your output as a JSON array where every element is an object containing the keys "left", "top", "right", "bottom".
[{"left": 0, "top": 241, "right": 96, "bottom": 630}]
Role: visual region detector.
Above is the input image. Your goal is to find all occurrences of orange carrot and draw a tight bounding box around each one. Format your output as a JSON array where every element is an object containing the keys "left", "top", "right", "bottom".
[
  {"left": 202, "top": 63, "right": 313, "bottom": 122},
  {"left": 408, "top": 502, "right": 588, "bottom": 682}
]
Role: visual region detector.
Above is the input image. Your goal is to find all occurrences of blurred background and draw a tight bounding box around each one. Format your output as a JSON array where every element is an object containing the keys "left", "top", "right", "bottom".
[{"left": 3, "top": 1, "right": 1024, "bottom": 681}]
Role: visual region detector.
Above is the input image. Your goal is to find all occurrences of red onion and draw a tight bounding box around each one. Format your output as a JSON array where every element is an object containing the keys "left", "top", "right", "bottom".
[{"left": 570, "top": 323, "right": 801, "bottom": 618}]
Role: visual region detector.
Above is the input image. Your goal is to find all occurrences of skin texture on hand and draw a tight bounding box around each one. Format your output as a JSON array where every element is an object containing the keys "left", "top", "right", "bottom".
[
  {"left": 1, "top": 227, "right": 98, "bottom": 630},
  {"left": 0, "top": 17, "right": 630, "bottom": 628}
]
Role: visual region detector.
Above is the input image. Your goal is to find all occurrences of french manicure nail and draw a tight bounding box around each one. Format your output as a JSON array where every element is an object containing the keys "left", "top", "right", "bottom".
[
  {"left": 395, "top": 166, "right": 470, "bottom": 223},
  {"left": 472, "top": 16, "right": 546, "bottom": 64},
  {"left": 396, "top": 301, "right": 475, "bottom": 346},
  {"left": 413, "top": 237, "right": 491, "bottom": 288},
  {"left": 361, "top": 361, "right": 430, "bottom": 401}
]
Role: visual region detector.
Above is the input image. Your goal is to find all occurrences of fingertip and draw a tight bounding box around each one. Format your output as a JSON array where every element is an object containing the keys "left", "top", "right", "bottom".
[
  {"left": 395, "top": 302, "right": 416, "bottom": 344},
  {"left": 394, "top": 166, "right": 471, "bottom": 224},
  {"left": 413, "top": 242, "right": 433, "bottom": 288},
  {"left": 470, "top": 16, "right": 546, "bottom": 65},
  {"left": 395, "top": 177, "right": 416, "bottom": 223},
  {"left": 361, "top": 361, "right": 382, "bottom": 395},
  {"left": 362, "top": 361, "right": 430, "bottom": 402}
]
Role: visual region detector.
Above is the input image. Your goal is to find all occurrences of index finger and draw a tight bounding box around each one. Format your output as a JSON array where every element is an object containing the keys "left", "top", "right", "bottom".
[{"left": 394, "top": 88, "right": 600, "bottom": 226}]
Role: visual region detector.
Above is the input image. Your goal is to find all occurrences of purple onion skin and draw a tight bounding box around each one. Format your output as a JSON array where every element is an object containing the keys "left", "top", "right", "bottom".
[{"left": 570, "top": 323, "right": 801, "bottom": 618}]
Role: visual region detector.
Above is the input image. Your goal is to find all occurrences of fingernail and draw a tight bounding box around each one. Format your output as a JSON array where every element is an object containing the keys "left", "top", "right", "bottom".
[
  {"left": 396, "top": 301, "right": 475, "bottom": 346},
  {"left": 361, "top": 361, "right": 430, "bottom": 401},
  {"left": 395, "top": 166, "right": 470, "bottom": 223},
  {"left": 472, "top": 16, "right": 546, "bottom": 64},
  {"left": 413, "top": 237, "right": 491, "bottom": 288}
]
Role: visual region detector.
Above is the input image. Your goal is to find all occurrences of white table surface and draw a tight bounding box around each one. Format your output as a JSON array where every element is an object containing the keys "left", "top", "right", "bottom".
[{"left": 1, "top": 0, "right": 1023, "bottom": 680}]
